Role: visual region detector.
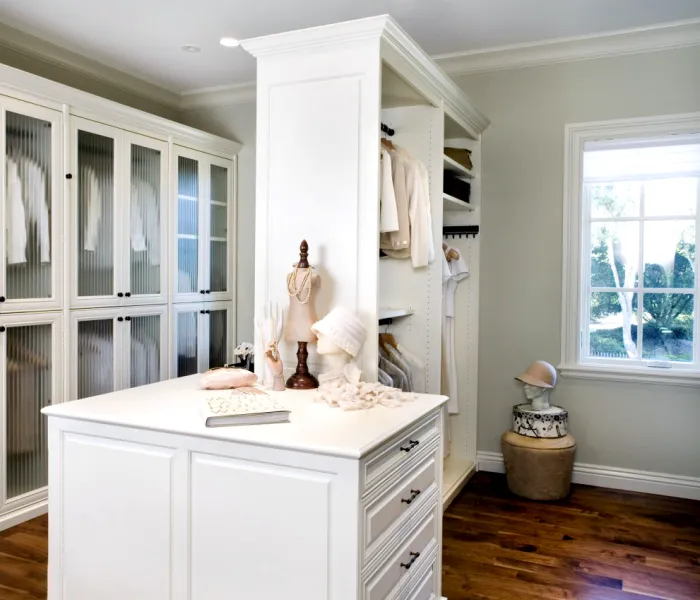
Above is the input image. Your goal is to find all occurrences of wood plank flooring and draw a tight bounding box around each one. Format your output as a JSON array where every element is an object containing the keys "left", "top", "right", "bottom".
[
  {"left": 0, "top": 473, "right": 698, "bottom": 599},
  {"left": 442, "top": 472, "right": 700, "bottom": 600}
]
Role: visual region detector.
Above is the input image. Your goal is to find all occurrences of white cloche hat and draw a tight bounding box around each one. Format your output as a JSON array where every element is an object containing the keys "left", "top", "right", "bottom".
[{"left": 311, "top": 307, "right": 367, "bottom": 358}]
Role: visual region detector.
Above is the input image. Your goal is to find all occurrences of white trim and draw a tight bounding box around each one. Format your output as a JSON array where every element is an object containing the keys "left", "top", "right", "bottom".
[
  {"left": 179, "top": 82, "right": 257, "bottom": 110},
  {"left": 560, "top": 112, "right": 700, "bottom": 385},
  {"left": 477, "top": 451, "right": 700, "bottom": 500},
  {"left": 434, "top": 18, "right": 700, "bottom": 75},
  {"left": 0, "top": 497, "right": 47, "bottom": 532}
]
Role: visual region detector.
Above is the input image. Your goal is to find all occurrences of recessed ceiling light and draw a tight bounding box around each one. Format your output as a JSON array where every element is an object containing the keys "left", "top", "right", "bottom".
[
  {"left": 220, "top": 37, "right": 240, "bottom": 48},
  {"left": 181, "top": 44, "right": 201, "bottom": 53}
]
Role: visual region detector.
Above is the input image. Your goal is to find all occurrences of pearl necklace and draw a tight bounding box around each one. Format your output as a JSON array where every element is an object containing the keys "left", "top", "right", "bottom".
[{"left": 287, "top": 265, "right": 314, "bottom": 304}]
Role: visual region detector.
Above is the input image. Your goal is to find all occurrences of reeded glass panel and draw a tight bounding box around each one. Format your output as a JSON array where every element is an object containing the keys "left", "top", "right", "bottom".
[
  {"left": 6, "top": 111, "right": 53, "bottom": 301},
  {"left": 209, "top": 165, "right": 228, "bottom": 293},
  {"left": 130, "top": 145, "right": 161, "bottom": 296},
  {"left": 77, "top": 319, "right": 114, "bottom": 399},
  {"left": 177, "top": 311, "right": 198, "bottom": 376},
  {"left": 178, "top": 157, "right": 198, "bottom": 294},
  {"left": 209, "top": 309, "right": 227, "bottom": 368},
  {"left": 130, "top": 315, "right": 161, "bottom": 388},
  {"left": 78, "top": 130, "right": 114, "bottom": 297},
  {"left": 6, "top": 323, "right": 52, "bottom": 499}
]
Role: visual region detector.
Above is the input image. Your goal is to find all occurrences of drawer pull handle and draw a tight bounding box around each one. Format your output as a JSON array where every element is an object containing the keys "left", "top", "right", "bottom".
[
  {"left": 400, "top": 552, "right": 420, "bottom": 570},
  {"left": 401, "top": 489, "right": 421, "bottom": 505},
  {"left": 400, "top": 439, "right": 420, "bottom": 452}
]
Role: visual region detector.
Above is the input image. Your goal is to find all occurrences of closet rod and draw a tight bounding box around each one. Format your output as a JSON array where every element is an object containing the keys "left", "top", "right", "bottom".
[
  {"left": 380, "top": 123, "right": 394, "bottom": 137},
  {"left": 443, "top": 225, "right": 479, "bottom": 239},
  {"left": 378, "top": 317, "right": 394, "bottom": 326}
]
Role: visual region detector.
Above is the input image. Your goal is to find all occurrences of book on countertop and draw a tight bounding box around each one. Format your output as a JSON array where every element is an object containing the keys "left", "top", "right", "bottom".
[{"left": 200, "top": 388, "right": 290, "bottom": 427}]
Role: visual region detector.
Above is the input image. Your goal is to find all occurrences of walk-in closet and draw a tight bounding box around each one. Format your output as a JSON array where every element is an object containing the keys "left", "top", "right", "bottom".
[{"left": 0, "top": 65, "right": 240, "bottom": 531}]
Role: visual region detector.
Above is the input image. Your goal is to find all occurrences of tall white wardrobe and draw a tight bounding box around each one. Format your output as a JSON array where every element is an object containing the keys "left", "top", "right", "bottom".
[
  {"left": 0, "top": 65, "right": 240, "bottom": 530},
  {"left": 246, "top": 15, "right": 488, "bottom": 507}
]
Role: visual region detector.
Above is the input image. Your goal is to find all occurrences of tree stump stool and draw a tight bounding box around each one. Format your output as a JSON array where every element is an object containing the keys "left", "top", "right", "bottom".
[{"left": 501, "top": 430, "right": 576, "bottom": 500}]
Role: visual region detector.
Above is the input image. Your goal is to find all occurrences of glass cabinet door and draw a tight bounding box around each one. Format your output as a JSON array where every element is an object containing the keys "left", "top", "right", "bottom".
[
  {"left": 173, "top": 304, "right": 200, "bottom": 377},
  {"left": 208, "top": 161, "right": 232, "bottom": 299},
  {"left": 126, "top": 134, "right": 167, "bottom": 304},
  {"left": 2, "top": 98, "right": 62, "bottom": 312},
  {"left": 125, "top": 310, "right": 165, "bottom": 389},
  {"left": 2, "top": 316, "right": 58, "bottom": 504},
  {"left": 207, "top": 306, "right": 230, "bottom": 369},
  {"left": 175, "top": 148, "right": 204, "bottom": 302},
  {"left": 74, "top": 119, "right": 120, "bottom": 306},
  {"left": 73, "top": 312, "right": 118, "bottom": 400}
]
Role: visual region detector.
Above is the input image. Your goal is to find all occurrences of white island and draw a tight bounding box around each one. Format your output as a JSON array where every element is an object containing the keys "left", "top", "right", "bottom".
[{"left": 43, "top": 375, "right": 447, "bottom": 600}]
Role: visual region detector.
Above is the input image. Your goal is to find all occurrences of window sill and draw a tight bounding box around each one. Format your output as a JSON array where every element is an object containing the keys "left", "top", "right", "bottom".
[{"left": 558, "top": 363, "right": 700, "bottom": 387}]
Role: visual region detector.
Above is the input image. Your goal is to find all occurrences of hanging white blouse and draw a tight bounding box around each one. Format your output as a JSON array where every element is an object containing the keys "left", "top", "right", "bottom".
[
  {"left": 131, "top": 178, "right": 160, "bottom": 265},
  {"left": 22, "top": 158, "right": 51, "bottom": 263},
  {"left": 6, "top": 158, "right": 28, "bottom": 265},
  {"left": 83, "top": 165, "right": 102, "bottom": 251},
  {"left": 380, "top": 148, "right": 399, "bottom": 233}
]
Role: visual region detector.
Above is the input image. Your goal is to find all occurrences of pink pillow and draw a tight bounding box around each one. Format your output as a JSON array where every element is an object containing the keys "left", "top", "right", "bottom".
[{"left": 200, "top": 367, "right": 258, "bottom": 390}]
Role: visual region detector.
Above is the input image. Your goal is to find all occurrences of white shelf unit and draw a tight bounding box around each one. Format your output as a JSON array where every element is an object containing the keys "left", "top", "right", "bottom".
[
  {"left": 443, "top": 153, "right": 475, "bottom": 180},
  {"left": 0, "top": 63, "right": 240, "bottom": 532},
  {"left": 443, "top": 192, "right": 475, "bottom": 212},
  {"left": 378, "top": 307, "right": 414, "bottom": 321}
]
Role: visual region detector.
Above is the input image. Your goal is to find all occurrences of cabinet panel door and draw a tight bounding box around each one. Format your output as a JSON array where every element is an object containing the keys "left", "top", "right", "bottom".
[
  {"left": 123, "top": 306, "right": 167, "bottom": 390},
  {"left": 206, "top": 302, "right": 232, "bottom": 369},
  {"left": 191, "top": 453, "right": 333, "bottom": 600},
  {"left": 173, "top": 147, "right": 206, "bottom": 304},
  {"left": 207, "top": 158, "right": 233, "bottom": 301},
  {"left": 72, "top": 118, "right": 122, "bottom": 307},
  {"left": 1, "top": 98, "right": 63, "bottom": 312},
  {"left": 71, "top": 310, "right": 120, "bottom": 400},
  {"left": 172, "top": 303, "right": 201, "bottom": 378},
  {"left": 124, "top": 133, "right": 168, "bottom": 305},
  {"left": 1, "top": 313, "right": 61, "bottom": 509}
]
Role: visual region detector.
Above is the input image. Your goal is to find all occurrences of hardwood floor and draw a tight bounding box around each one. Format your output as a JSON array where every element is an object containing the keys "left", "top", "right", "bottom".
[
  {"left": 1, "top": 473, "right": 698, "bottom": 599},
  {"left": 443, "top": 472, "right": 700, "bottom": 600}
]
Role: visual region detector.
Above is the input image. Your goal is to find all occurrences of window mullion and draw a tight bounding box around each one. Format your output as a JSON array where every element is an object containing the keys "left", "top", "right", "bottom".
[
  {"left": 695, "top": 178, "right": 700, "bottom": 368},
  {"left": 637, "top": 183, "right": 645, "bottom": 360}
]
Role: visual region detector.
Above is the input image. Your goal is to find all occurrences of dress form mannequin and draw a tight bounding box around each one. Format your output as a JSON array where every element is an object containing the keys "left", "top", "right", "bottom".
[
  {"left": 515, "top": 361, "right": 557, "bottom": 410},
  {"left": 285, "top": 240, "right": 321, "bottom": 389}
]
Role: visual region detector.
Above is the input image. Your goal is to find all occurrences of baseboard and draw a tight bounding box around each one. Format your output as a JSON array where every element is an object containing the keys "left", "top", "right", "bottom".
[
  {"left": 0, "top": 499, "right": 48, "bottom": 532},
  {"left": 476, "top": 451, "right": 700, "bottom": 500}
]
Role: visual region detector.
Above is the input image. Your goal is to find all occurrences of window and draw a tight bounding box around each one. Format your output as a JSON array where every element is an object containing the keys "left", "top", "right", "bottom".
[{"left": 561, "top": 114, "right": 700, "bottom": 385}]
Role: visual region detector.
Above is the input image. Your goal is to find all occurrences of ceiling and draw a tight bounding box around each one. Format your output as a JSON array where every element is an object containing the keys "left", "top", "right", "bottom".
[{"left": 0, "top": 0, "right": 698, "bottom": 94}]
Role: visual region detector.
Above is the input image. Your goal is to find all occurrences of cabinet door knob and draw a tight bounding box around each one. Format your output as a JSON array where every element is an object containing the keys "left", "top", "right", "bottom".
[
  {"left": 0, "top": 326, "right": 5, "bottom": 332},
  {"left": 117, "top": 292, "right": 124, "bottom": 298},
  {"left": 200, "top": 310, "right": 205, "bottom": 314},
  {"left": 125, "top": 292, "right": 131, "bottom": 298},
  {"left": 117, "top": 317, "right": 124, "bottom": 322},
  {"left": 125, "top": 316, "right": 131, "bottom": 321},
  {"left": 205, "top": 310, "right": 211, "bottom": 314},
  {"left": 65, "top": 173, "right": 73, "bottom": 179},
  {"left": 0, "top": 296, "right": 5, "bottom": 303},
  {"left": 205, "top": 290, "right": 211, "bottom": 294},
  {"left": 200, "top": 290, "right": 205, "bottom": 294}
]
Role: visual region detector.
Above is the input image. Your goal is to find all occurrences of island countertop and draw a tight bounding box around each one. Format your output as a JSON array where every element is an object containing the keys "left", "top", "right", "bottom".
[{"left": 42, "top": 375, "right": 448, "bottom": 459}]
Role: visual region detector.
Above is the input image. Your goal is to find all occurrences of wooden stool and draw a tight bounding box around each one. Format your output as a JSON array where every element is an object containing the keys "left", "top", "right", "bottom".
[{"left": 501, "top": 431, "right": 576, "bottom": 500}]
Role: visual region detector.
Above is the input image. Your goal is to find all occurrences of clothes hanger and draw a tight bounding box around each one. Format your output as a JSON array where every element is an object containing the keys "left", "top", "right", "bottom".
[
  {"left": 379, "top": 323, "right": 399, "bottom": 350},
  {"left": 442, "top": 242, "right": 460, "bottom": 262}
]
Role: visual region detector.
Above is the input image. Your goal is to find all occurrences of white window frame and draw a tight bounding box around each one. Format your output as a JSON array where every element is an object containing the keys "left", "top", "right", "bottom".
[{"left": 560, "top": 112, "right": 700, "bottom": 387}]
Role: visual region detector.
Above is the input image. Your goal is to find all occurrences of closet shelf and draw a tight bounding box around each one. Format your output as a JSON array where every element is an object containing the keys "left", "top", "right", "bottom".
[
  {"left": 443, "top": 154, "right": 475, "bottom": 180},
  {"left": 443, "top": 193, "right": 475, "bottom": 212},
  {"left": 378, "top": 308, "right": 414, "bottom": 324}
]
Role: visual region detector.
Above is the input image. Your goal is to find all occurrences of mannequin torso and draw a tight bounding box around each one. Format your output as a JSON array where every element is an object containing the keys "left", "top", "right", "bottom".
[{"left": 284, "top": 267, "right": 321, "bottom": 342}]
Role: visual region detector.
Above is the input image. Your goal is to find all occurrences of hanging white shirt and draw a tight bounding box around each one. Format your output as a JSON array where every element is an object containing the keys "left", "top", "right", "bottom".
[
  {"left": 6, "top": 158, "right": 28, "bottom": 265},
  {"left": 21, "top": 157, "right": 51, "bottom": 263},
  {"left": 131, "top": 178, "right": 161, "bottom": 266},
  {"left": 83, "top": 165, "right": 102, "bottom": 251},
  {"left": 380, "top": 148, "right": 399, "bottom": 233}
]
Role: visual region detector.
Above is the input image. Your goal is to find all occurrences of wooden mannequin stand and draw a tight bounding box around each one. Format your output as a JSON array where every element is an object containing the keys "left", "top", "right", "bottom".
[{"left": 285, "top": 240, "right": 320, "bottom": 390}]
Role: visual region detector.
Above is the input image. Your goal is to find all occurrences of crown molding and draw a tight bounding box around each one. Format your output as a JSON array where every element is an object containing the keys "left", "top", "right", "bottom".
[
  {"left": 0, "top": 22, "right": 181, "bottom": 110},
  {"left": 179, "top": 81, "right": 257, "bottom": 110},
  {"left": 434, "top": 18, "right": 700, "bottom": 76}
]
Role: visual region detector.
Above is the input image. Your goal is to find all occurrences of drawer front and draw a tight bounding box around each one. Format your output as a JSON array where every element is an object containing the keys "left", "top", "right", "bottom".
[
  {"left": 363, "top": 502, "right": 438, "bottom": 600},
  {"left": 407, "top": 560, "right": 437, "bottom": 600},
  {"left": 363, "top": 412, "right": 440, "bottom": 493},
  {"left": 364, "top": 449, "right": 438, "bottom": 557}
]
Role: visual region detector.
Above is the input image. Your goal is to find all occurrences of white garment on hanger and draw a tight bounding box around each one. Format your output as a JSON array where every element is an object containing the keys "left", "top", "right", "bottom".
[
  {"left": 441, "top": 248, "right": 469, "bottom": 414},
  {"left": 131, "top": 179, "right": 160, "bottom": 265},
  {"left": 6, "top": 158, "right": 28, "bottom": 264},
  {"left": 83, "top": 165, "right": 102, "bottom": 251},
  {"left": 418, "top": 161, "right": 435, "bottom": 265},
  {"left": 131, "top": 337, "right": 147, "bottom": 388},
  {"left": 22, "top": 158, "right": 51, "bottom": 263},
  {"left": 406, "top": 161, "right": 432, "bottom": 268},
  {"left": 380, "top": 148, "right": 399, "bottom": 233}
]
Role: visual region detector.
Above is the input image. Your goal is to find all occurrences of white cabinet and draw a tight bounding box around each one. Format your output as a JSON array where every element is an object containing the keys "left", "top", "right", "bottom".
[
  {"left": 0, "top": 312, "right": 61, "bottom": 526},
  {"left": 171, "top": 301, "right": 232, "bottom": 377},
  {"left": 70, "top": 118, "right": 168, "bottom": 308},
  {"left": 173, "top": 146, "right": 234, "bottom": 304},
  {"left": 70, "top": 306, "right": 167, "bottom": 400},
  {"left": 0, "top": 96, "right": 63, "bottom": 312}
]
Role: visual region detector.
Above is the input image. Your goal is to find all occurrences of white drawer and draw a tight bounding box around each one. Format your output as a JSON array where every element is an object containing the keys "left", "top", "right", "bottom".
[
  {"left": 363, "top": 412, "right": 440, "bottom": 493},
  {"left": 406, "top": 559, "right": 437, "bottom": 600},
  {"left": 363, "top": 501, "right": 438, "bottom": 600},
  {"left": 364, "top": 448, "right": 438, "bottom": 559}
]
